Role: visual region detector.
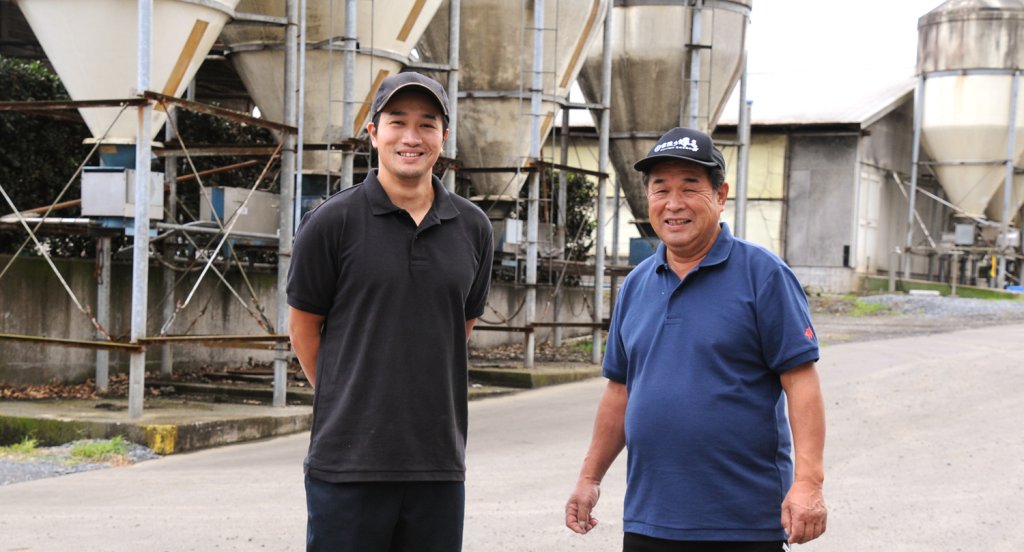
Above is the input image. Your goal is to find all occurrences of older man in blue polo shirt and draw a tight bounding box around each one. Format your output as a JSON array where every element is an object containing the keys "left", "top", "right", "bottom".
[
  {"left": 288, "top": 72, "right": 493, "bottom": 552},
  {"left": 565, "top": 127, "right": 827, "bottom": 551}
]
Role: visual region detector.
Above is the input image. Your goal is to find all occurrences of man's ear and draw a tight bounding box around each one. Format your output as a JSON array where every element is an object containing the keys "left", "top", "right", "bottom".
[
  {"left": 367, "top": 122, "right": 377, "bottom": 148},
  {"left": 717, "top": 182, "right": 730, "bottom": 207}
]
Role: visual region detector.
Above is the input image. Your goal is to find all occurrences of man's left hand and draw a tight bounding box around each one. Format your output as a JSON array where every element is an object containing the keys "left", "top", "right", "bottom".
[{"left": 781, "top": 480, "right": 827, "bottom": 544}]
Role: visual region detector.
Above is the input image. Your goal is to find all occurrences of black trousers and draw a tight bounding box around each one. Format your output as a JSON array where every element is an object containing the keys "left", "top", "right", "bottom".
[
  {"left": 624, "top": 532, "right": 789, "bottom": 552},
  {"left": 305, "top": 476, "right": 465, "bottom": 552}
]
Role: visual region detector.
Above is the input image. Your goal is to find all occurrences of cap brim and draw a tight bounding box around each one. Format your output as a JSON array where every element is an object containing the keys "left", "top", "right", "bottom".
[
  {"left": 633, "top": 154, "right": 720, "bottom": 173},
  {"left": 378, "top": 83, "right": 449, "bottom": 118}
]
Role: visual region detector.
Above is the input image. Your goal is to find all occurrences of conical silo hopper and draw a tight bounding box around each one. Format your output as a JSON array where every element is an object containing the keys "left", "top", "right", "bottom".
[
  {"left": 416, "top": 0, "right": 608, "bottom": 207},
  {"left": 917, "top": 0, "right": 1024, "bottom": 219},
  {"left": 986, "top": 171, "right": 1024, "bottom": 222},
  {"left": 576, "top": 0, "right": 751, "bottom": 229},
  {"left": 220, "top": 0, "right": 441, "bottom": 176},
  {"left": 15, "top": 0, "right": 240, "bottom": 147}
]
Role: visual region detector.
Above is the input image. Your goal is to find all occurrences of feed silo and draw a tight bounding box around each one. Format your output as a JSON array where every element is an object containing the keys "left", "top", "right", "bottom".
[
  {"left": 917, "top": 0, "right": 1024, "bottom": 221},
  {"left": 220, "top": 0, "right": 442, "bottom": 177},
  {"left": 416, "top": 0, "right": 609, "bottom": 207},
  {"left": 15, "top": 0, "right": 240, "bottom": 150},
  {"left": 575, "top": 0, "right": 752, "bottom": 230}
]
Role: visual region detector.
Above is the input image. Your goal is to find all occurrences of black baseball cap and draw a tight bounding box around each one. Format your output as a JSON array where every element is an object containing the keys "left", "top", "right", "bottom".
[
  {"left": 633, "top": 127, "right": 726, "bottom": 173},
  {"left": 370, "top": 71, "right": 450, "bottom": 121}
]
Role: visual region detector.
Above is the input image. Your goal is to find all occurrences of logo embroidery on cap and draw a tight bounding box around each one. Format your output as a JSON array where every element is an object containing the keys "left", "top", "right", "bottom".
[{"left": 653, "top": 137, "right": 699, "bottom": 154}]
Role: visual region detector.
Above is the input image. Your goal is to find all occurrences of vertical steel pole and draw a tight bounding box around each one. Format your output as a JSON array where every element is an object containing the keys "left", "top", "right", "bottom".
[
  {"left": 735, "top": 54, "right": 750, "bottom": 240},
  {"left": 554, "top": 104, "right": 570, "bottom": 347},
  {"left": 524, "top": 0, "right": 545, "bottom": 369},
  {"left": 274, "top": 0, "right": 299, "bottom": 407},
  {"left": 444, "top": 0, "right": 461, "bottom": 193},
  {"left": 293, "top": 0, "right": 307, "bottom": 232},
  {"left": 161, "top": 105, "right": 178, "bottom": 377},
  {"left": 686, "top": 3, "right": 703, "bottom": 129},
  {"left": 593, "top": 0, "right": 612, "bottom": 365},
  {"left": 340, "top": 0, "right": 356, "bottom": 190},
  {"left": 95, "top": 236, "right": 112, "bottom": 392},
  {"left": 905, "top": 74, "right": 926, "bottom": 281},
  {"left": 129, "top": 0, "right": 154, "bottom": 420},
  {"left": 998, "top": 71, "right": 1019, "bottom": 289}
]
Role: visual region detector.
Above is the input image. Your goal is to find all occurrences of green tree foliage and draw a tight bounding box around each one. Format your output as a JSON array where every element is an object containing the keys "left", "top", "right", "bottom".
[
  {"left": 559, "top": 170, "right": 597, "bottom": 263},
  {"left": 0, "top": 56, "right": 93, "bottom": 256}
]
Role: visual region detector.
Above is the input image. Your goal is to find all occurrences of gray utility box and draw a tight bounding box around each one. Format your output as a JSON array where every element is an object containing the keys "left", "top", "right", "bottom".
[
  {"left": 81, "top": 168, "right": 164, "bottom": 220},
  {"left": 200, "top": 187, "right": 280, "bottom": 235}
]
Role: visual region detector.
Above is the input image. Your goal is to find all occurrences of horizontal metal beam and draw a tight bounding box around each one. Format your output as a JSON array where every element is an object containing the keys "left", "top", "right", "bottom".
[
  {"left": 144, "top": 91, "right": 297, "bottom": 134},
  {"left": 139, "top": 334, "right": 290, "bottom": 344},
  {"left": 0, "top": 98, "right": 147, "bottom": 111},
  {"left": 154, "top": 145, "right": 280, "bottom": 158},
  {"left": 0, "top": 333, "right": 143, "bottom": 353}
]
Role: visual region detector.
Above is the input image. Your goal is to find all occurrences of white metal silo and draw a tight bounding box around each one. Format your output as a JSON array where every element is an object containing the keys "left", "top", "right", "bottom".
[
  {"left": 416, "top": 0, "right": 609, "bottom": 203},
  {"left": 575, "top": 0, "right": 751, "bottom": 229},
  {"left": 220, "top": 0, "right": 442, "bottom": 176},
  {"left": 15, "top": 0, "right": 240, "bottom": 144},
  {"left": 917, "top": 0, "right": 1024, "bottom": 220}
]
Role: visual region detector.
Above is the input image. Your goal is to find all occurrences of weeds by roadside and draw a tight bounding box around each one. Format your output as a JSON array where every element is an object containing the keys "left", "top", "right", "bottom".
[{"left": 0, "top": 436, "right": 39, "bottom": 457}]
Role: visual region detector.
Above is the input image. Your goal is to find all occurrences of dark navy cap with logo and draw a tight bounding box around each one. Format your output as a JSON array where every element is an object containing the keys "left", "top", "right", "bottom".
[
  {"left": 371, "top": 71, "right": 450, "bottom": 121},
  {"left": 633, "top": 127, "right": 726, "bottom": 173}
]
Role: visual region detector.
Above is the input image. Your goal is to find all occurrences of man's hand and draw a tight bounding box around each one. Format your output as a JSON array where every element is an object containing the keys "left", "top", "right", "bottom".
[
  {"left": 781, "top": 479, "right": 827, "bottom": 544},
  {"left": 565, "top": 479, "right": 601, "bottom": 534}
]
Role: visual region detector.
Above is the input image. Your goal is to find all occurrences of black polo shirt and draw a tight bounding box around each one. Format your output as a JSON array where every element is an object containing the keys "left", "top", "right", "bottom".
[{"left": 287, "top": 170, "right": 493, "bottom": 482}]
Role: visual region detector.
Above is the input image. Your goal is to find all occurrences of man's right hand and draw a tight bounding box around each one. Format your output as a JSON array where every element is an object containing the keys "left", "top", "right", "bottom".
[{"left": 565, "top": 479, "right": 601, "bottom": 534}]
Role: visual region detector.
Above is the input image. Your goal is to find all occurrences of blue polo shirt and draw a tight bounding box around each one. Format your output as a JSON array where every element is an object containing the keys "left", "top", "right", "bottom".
[{"left": 604, "top": 222, "right": 819, "bottom": 542}]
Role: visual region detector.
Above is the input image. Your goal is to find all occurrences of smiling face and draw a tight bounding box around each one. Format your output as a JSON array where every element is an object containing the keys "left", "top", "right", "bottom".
[
  {"left": 646, "top": 159, "right": 729, "bottom": 262},
  {"left": 368, "top": 89, "right": 448, "bottom": 187}
]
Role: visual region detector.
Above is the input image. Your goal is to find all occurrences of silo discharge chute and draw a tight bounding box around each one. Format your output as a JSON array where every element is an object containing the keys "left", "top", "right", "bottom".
[
  {"left": 220, "top": 0, "right": 443, "bottom": 191},
  {"left": 16, "top": 0, "right": 242, "bottom": 222},
  {"left": 416, "top": 0, "right": 608, "bottom": 223},
  {"left": 575, "top": 0, "right": 751, "bottom": 236}
]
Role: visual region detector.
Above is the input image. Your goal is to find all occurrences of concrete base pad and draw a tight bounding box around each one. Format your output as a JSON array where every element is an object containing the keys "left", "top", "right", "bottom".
[{"left": 0, "top": 398, "right": 312, "bottom": 454}]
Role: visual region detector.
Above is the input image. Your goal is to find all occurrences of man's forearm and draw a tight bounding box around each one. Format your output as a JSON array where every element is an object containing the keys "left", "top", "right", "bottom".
[
  {"left": 782, "top": 362, "right": 826, "bottom": 483},
  {"left": 579, "top": 381, "right": 628, "bottom": 484},
  {"left": 288, "top": 307, "right": 325, "bottom": 388}
]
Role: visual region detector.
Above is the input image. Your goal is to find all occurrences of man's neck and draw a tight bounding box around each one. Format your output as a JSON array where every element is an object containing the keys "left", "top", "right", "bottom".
[{"left": 378, "top": 171, "right": 435, "bottom": 224}]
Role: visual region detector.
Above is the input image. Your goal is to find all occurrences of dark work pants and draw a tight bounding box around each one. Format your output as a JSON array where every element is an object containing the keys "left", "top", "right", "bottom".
[
  {"left": 305, "top": 475, "right": 465, "bottom": 552},
  {"left": 623, "top": 532, "right": 789, "bottom": 552}
]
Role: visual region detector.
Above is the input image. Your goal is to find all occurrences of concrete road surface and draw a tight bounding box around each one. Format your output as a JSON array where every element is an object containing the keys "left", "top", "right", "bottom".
[{"left": 2, "top": 324, "right": 1023, "bottom": 551}]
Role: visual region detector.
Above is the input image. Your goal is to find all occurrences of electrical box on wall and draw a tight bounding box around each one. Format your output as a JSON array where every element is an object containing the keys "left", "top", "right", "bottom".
[
  {"left": 80, "top": 168, "right": 165, "bottom": 220},
  {"left": 199, "top": 187, "right": 280, "bottom": 235}
]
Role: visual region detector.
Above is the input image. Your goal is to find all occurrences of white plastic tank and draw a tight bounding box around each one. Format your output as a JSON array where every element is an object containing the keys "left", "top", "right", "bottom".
[
  {"left": 416, "top": 0, "right": 609, "bottom": 202},
  {"left": 917, "top": 0, "right": 1024, "bottom": 220},
  {"left": 220, "top": 0, "right": 442, "bottom": 176},
  {"left": 575, "top": 0, "right": 751, "bottom": 227},
  {"left": 15, "top": 0, "right": 240, "bottom": 144}
]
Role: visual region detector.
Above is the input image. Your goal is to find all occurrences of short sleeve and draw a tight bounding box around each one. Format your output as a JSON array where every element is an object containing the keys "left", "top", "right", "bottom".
[
  {"left": 286, "top": 211, "right": 338, "bottom": 316},
  {"left": 755, "top": 265, "right": 820, "bottom": 373},
  {"left": 464, "top": 219, "right": 493, "bottom": 320}
]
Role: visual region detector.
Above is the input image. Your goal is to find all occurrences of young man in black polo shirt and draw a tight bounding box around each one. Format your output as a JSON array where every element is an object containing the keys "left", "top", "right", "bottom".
[{"left": 287, "top": 72, "right": 493, "bottom": 552}]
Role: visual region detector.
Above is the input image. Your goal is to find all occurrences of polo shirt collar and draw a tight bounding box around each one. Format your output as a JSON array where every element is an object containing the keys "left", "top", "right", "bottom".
[
  {"left": 364, "top": 169, "right": 460, "bottom": 221},
  {"left": 652, "top": 221, "right": 736, "bottom": 274}
]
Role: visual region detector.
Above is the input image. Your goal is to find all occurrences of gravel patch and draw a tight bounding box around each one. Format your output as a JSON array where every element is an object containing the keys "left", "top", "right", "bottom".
[
  {"left": 858, "top": 293, "right": 1024, "bottom": 321},
  {"left": 811, "top": 293, "right": 1024, "bottom": 346},
  {"left": 0, "top": 439, "right": 159, "bottom": 486}
]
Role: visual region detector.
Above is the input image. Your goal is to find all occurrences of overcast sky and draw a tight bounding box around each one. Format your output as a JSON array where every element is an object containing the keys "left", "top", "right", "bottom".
[{"left": 746, "top": 0, "right": 945, "bottom": 74}]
